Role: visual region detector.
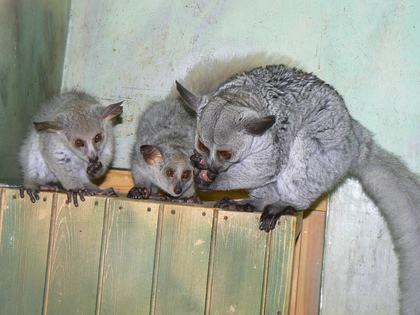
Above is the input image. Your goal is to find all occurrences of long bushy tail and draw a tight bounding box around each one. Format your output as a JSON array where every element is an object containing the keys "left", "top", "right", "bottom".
[
  {"left": 351, "top": 124, "right": 420, "bottom": 314},
  {"left": 173, "top": 52, "right": 296, "bottom": 96}
]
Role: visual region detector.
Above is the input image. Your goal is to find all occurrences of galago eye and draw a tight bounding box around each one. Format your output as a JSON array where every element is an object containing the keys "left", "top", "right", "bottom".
[
  {"left": 182, "top": 170, "right": 191, "bottom": 180},
  {"left": 166, "top": 169, "right": 174, "bottom": 177},
  {"left": 75, "top": 139, "right": 84, "bottom": 147},
  {"left": 94, "top": 134, "right": 103, "bottom": 143},
  {"left": 198, "top": 140, "right": 209, "bottom": 154},
  {"left": 218, "top": 151, "right": 232, "bottom": 160}
]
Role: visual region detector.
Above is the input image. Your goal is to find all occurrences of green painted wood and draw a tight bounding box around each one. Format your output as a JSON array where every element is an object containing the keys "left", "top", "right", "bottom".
[
  {"left": 0, "top": 189, "right": 299, "bottom": 314},
  {"left": 154, "top": 204, "right": 214, "bottom": 315},
  {"left": 265, "top": 213, "right": 301, "bottom": 315},
  {"left": 0, "top": 188, "right": 53, "bottom": 315},
  {"left": 45, "top": 194, "right": 106, "bottom": 315},
  {"left": 0, "top": 188, "right": 4, "bottom": 250},
  {"left": 98, "top": 199, "right": 160, "bottom": 315},
  {"left": 209, "top": 210, "right": 268, "bottom": 314}
]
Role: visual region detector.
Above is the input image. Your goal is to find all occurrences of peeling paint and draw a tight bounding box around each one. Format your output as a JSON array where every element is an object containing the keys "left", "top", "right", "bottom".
[{"left": 194, "top": 239, "right": 205, "bottom": 247}]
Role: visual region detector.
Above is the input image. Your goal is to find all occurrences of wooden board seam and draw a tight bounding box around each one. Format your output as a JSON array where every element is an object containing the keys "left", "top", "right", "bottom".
[
  {"left": 42, "top": 192, "right": 58, "bottom": 315},
  {"left": 288, "top": 217, "right": 299, "bottom": 310},
  {"left": 95, "top": 198, "right": 111, "bottom": 315},
  {"left": 289, "top": 229, "right": 303, "bottom": 315},
  {"left": 0, "top": 188, "right": 5, "bottom": 249},
  {"left": 204, "top": 208, "right": 219, "bottom": 315},
  {"left": 149, "top": 204, "right": 165, "bottom": 314},
  {"left": 260, "top": 230, "right": 273, "bottom": 315}
]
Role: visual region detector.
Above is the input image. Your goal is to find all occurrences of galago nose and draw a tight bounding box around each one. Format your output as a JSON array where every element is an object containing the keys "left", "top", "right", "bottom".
[
  {"left": 89, "top": 156, "right": 98, "bottom": 164},
  {"left": 174, "top": 185, "right": 182, "bottom": 195},
  {"left": 207, "top": 166, "right": 220, "bottom": 175}
]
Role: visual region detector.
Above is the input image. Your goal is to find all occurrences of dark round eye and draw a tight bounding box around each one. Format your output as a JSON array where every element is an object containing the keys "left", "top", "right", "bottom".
[
  {"left": 182, "top": 170, "right": 191, "bottom": 180},
  {"left": 166, "top": 169, "right": 174, "bottom": 177},
  {"left": 75, "top": 139, "right": 84, "bottom": 147},
  {"left": 218, "top": 151, "right": 232, "bottom": 160},
  {"left": 198, "top": 141, "right": 209, "bottom": 154},
  {"left": 94, "top": 134, "right": 103, "bottom": 143}
]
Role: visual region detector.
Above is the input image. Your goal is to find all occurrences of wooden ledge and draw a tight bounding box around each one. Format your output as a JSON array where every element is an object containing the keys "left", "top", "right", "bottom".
[{"left": 95, "top": 169, "right": 327, "bottom": 211}]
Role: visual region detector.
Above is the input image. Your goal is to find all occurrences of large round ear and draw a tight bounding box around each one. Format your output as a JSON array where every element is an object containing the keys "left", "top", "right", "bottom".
[
  {"left": 175, "top": 81, "right": 203, "bottom": 111},
  {"left": 101, "top": 101, "right": 124, "bottom": 120},
  {"left": 140, "top": 145, "right": 163, "bottom": 166},
  {"left": 33, "top": 121, "right": 63, "bottom": 132},
  {"left": 243, "top": 115, "right": 276, "bottom": 136}
]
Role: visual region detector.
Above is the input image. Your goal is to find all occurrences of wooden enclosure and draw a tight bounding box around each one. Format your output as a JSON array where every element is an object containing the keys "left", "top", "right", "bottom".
[{"left": 0, "top": 187, "right": 305, "bottom": 315}]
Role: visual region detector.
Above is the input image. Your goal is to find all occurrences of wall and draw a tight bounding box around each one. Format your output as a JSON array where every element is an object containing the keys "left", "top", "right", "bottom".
[
  {"left": 0, "top": 0, "right": 71, "bottom": 185},
  {"left": 5, "top": 0, "right": 418, "bottom": 313},
  {"left": 62, "top": 0, "right": 419, "bottom": 169}
]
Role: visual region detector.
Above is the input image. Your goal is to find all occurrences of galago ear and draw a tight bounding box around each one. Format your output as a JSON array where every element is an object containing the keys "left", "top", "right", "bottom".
[
  {"left": 33, "top": 121, "right": 63, "bottom": 132},
  {"left": 175, "top": 80, "right": 204, "bottom": 111},
  {"left": 101, "top": 101, "right": 124, "bottom": 120},
  {"left": 243, "top": 115, "right": 276, "bottom": 136},
  {"left": 140, "top": 145, "right": 164, "bottom": 166}
]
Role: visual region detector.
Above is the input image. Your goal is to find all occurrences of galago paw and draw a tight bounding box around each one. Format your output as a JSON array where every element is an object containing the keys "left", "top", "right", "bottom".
[
  {"left": 184, "top": 195, "right": 203, "bottom": 204},
  {"left": 127, "top": 187, "right": 151, "bottom": 199},
  {"left": 86, "top": 161, "right": 103, "bottom": 177},
  {"left": 259, "top": 206, "right": 297, "bottom": 232},
  {"left": 170, "top": 195, "right": 203, "bottom": 204},
  {"left": 66, "top": 189, "right": 92, "bottom": 207},
  {"left": 93, "top": 187, "right": 119, "bottom": 197},
  {"left": 19, "top": 185, "right": 40, "bottom": 203},
  {"left": 259, "top": 211, "right": 281, "bottom": 232},
  {"left": 214, "top": 197, "right": 255, "bottom": 212},
  {"left": 191, "top": 151, "right": 218, "bottom": 189},
  {"left": 190, "top": 150, "right": 208, "bottom": 169}
]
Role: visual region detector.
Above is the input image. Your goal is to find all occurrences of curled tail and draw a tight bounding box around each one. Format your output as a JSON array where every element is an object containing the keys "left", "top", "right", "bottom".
[
  {"left": 173, "top": 52, "right": 296, "bottom": 96},
  {"left": 351, "top": 123, "right": 420, "bottom": 314}
]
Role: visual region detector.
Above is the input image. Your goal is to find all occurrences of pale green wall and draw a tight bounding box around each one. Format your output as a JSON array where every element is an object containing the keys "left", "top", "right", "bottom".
[
  {"left": 62, "top": 0, "right": 419, "bottom": 172},
  {"left": 62, "top": 2, "right": 418, "bottom": 313},
  {"left": 1, "top": 0, "right": 417, "bottom": 312},
  {"left": 0, "top": 0, "right": 71, "bottom": 184}
]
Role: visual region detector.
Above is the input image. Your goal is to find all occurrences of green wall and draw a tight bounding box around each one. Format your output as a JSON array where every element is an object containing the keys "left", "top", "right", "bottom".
[
  {"left": 62, "top": 0, "right": 419, "bottom": 173},
  {"left": 0, "top": 0, "right": 71, "bottom": 184},
  {"left": 0, "top": 0, "right": 418, "bottom": 312}
]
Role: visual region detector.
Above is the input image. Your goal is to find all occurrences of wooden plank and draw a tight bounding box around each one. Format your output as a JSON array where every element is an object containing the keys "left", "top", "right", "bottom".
[
  {"left": 45, "top": 194, "right": 106, "bottom": 315},
  {"left": 154, "top": 203, "right": 214, "bottom": 314},
  {"left": 291, "top": 210, "right": 326, "bottom": 315},
  {"left": 0, "top": 188, "right": 53, "bottom": 315},
  {"left": 97, "top": 170, "right": 328, "bottom": 210},
  {"left": 209, "top": 210, "right": 268, "bottom": 314},
  {"left": 0, "top": 188, "right": 5, "bottom": 248},
  {"left": 98, "top": 199, "right": 160, "bottom": 315},
  {"left": 265, "top": 213, "right": 302, "bottom": 315},
  {"left": 0, "top": 187, "right": 311, "bottom": 314},
  {"left": 289, "top": 223, "right": 303, "bottom": 315},
  {"left": 96, "top": 170, "right": 249, "bottom": 201},
  {"left": 94, "top": 170, "right": 135, "bottom": 195}
]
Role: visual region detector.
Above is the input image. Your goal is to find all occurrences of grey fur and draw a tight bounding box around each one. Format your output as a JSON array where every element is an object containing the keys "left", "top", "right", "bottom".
[
  {"left": 131, "top": 52, "right": 285, "bottom": 199},
  {"left": 19, "top": 91, "right": 122, "bottom": 194},
  {"left": 177, "top": 63, "right": 420, "bottom": 314},
  {"left": 130, "top": 98, "right": 197, "bottom": 198}
]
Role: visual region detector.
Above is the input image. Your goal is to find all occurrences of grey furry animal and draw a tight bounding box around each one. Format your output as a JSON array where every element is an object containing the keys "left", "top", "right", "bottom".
[
  {"left": 128, "top": 53, "right": 283, "bottom": 202},
  {"left": 176, "top": 63, "right": 420, "bottom": 314},
  {"left": 128, "top": 98, "right": 198, "bottom": 202},
  {"left": 19, "top": 91, "right": 123, "bottom": 206}
]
